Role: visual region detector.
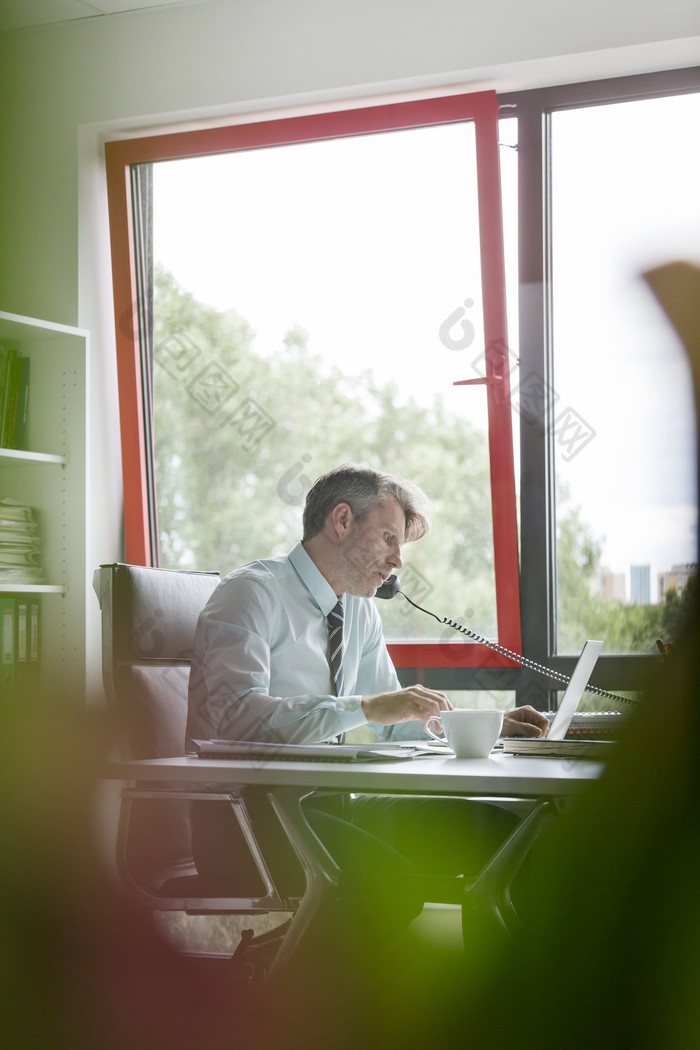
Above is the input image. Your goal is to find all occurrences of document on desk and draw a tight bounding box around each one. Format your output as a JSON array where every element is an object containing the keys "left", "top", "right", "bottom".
[
  {"left": 192, "top": 739, "right": 441, "bottom": 762},
  {"left": 502, "top": 738, "right": 616, "bottom": 759}
]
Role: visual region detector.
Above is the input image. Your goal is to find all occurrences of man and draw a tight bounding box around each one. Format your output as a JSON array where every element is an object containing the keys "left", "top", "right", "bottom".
[{"left": 186, "top": 465, "right": 548, "bottom": 937}]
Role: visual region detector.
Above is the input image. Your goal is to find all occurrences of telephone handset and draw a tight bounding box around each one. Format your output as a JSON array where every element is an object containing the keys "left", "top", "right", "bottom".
[
  {"left": 376, "top": 574, "right": 401, "bottom": 600},
  {"left": 375, "top": 574, "right": 637, "bottom": 707}
]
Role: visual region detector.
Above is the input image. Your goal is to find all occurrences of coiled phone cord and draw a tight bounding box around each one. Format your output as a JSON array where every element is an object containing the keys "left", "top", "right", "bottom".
[{"left": 398, "top": 588, "right": 640, "bottom": 707}]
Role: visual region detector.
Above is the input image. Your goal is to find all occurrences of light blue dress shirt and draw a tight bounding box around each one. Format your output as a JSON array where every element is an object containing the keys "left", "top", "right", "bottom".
[{"left": 186, "top": 541, "right": 421, "bottom": 746}]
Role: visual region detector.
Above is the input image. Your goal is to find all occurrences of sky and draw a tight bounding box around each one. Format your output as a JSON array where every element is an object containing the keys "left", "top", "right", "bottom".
[
  {"left": 549, "top": 94, "right": 700, "bottom": 592},
  {"left": 153, "top": 120, "right": 496, "bottom": 422},
  {"left": 152, "top": 94, "right": 700, "bottom": 599}
]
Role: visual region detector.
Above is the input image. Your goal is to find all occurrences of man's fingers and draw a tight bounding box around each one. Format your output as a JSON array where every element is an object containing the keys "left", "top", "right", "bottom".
[
  {"left": 361, "top": 685, "right": 452, "bottom": 725},
  {"left": 406, "top": 684, "right": 451, "bottom": 712},
  {"left": 503, "top": 706, "right": 551, "bottom": 738}
]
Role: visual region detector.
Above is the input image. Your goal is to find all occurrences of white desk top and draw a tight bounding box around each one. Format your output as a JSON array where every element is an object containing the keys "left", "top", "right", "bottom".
[{"left": 105, "top": 752, "right": 604, "bottom": 798}]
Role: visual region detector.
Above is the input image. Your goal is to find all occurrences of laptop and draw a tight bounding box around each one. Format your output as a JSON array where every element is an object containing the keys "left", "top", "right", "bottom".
[{"left": 501, "top": 639, "right": 608, "bottom": 756}]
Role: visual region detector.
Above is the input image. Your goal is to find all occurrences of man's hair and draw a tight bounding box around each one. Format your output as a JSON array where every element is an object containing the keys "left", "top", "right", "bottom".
[{"left": 302, "top": 464, "right": 431, "bottom": 542}]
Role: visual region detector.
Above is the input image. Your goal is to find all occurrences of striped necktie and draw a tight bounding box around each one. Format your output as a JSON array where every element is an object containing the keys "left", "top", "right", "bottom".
[{"left": 327, "top": 599, "right": 344, "bottom": 697}]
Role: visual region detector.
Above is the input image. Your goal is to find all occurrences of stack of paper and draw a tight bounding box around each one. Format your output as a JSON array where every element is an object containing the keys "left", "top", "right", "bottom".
[
  {"left": 0, "top": 499, "right": 43, "bottom": 583},
  {"left": 565, "top": 711, "right": 627, "bottom": 738},
  {"left": 502, "top": 738, "right": 616, "bottom": 759}
]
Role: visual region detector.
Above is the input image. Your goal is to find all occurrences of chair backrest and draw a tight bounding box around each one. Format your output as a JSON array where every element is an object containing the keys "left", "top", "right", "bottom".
[
  {"left": 94, "top": 563, "right": 221, "bottom": 883},
  {"left": 94, "top": 563, "right": 220, "bottom": 761}
]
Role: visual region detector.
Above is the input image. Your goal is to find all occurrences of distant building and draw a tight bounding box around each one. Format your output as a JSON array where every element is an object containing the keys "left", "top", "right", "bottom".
[
  {"left": 601, "top": 571, "right": 626, "bottom": 602},
  {"left": 658, "top": 562, "right": 698, "bottom": 603},
  {"left": 630, "top": 564, "right": 651, "bottom": 606}
]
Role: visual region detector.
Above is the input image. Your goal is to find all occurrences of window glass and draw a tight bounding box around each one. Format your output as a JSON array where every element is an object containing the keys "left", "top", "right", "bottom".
[
  {"left": 151, "top": 120, "right": 514, "bottom": 642},
  {"left": 551, "top": 93, "right": 700, "bottom": 653}
]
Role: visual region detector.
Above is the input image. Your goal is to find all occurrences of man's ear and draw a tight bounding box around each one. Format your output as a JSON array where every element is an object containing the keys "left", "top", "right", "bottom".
[{"left": 328, "top": 502, "right": 353, "bottom": 541}]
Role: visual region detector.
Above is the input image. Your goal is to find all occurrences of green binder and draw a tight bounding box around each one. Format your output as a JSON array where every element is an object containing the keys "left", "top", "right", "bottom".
[{"left": 0, "top": 595, "right": 15, "bottom": 698}]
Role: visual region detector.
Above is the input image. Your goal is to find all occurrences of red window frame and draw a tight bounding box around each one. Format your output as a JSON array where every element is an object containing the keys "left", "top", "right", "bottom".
[{"left": 105, "top": 90, "right": 521, "bottom": 669}]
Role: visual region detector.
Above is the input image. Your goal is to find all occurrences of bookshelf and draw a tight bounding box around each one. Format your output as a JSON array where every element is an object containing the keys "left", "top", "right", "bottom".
[{"left": 0, "top": 311, "right": 88, "bottom": 703}]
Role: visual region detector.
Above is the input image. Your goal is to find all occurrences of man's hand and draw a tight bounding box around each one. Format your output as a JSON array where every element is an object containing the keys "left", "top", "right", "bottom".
[
  {"left": 361, "top": 685, "right": 453, "bottom": 727},
  {"left": 502, "top": 705, "right": 550, "bottom": 738}
]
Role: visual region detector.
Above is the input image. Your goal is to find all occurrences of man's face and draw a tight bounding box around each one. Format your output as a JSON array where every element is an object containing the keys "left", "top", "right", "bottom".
[{"left": 338, "top": 495, "right": 406, "bottom": 597}]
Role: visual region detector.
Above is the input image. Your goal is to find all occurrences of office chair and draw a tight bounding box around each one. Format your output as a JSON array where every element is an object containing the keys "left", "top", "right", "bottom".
[{"left": 93, "top": 562, "right": 294, "bottom": 931}]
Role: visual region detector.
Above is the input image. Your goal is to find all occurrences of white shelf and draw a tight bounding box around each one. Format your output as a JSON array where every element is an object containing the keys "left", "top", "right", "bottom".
[
  {"left": 0, "top": 584, "right": 66, "bottom": 594},
  {"left": 0, "top": 310, "right": 88, "bottom": 701},
  {"left": 0, "top": 448, "right": 67, "bottom": 466}
]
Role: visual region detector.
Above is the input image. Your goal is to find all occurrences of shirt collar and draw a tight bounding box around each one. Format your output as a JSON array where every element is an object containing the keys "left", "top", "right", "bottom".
[{"left": 288, "top": 540, "right": 340, "bottom": 617}]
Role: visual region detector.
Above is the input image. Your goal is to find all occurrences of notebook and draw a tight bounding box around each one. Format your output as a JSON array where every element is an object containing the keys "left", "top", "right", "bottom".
[
  {"left": 501, "top": 639, "right": 612, "bottom": 757},
  {"left": 192, "top": 739, "right": 436, "bottom": 762}
]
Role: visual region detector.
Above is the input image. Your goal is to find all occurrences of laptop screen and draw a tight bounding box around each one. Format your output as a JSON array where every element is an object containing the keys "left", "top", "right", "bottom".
[{"left": 546, "top": 639, "right": 604, "bottom": 740}]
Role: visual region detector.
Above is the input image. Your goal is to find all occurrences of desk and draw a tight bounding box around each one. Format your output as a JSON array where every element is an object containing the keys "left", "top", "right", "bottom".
[
  {"left": 106, "top": 751, "right": 603, "bottom": 796},
  {"left": 105, "top": 753, "right": 604, "bottom": 974}
]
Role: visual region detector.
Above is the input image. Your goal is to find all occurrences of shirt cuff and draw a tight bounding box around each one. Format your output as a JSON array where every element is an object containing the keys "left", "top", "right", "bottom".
[{"left": 334, "top": 694, "right": 368, "bottom": 732}]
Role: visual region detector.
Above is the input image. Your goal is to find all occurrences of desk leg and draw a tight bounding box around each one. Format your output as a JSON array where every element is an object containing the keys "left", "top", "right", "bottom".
[
  {"left": 264, "top": 786, "right": 343, "bottom": 978},
  {"left": 264, "top": 791, "right": 557, "bottom": 978},
  {"left": 462, "top": 797, "right": 553, "bottom": 935}
]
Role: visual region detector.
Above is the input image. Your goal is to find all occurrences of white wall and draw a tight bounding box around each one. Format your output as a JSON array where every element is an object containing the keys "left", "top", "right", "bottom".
[
  {"left": 2, "top": 0, "right": 699, "bottom": 319},
  {"left": 0, "top": 0, "right": 698, "bottom": 686}
]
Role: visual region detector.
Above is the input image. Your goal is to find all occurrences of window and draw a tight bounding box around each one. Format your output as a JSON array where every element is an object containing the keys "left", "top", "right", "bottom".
[
  {"left": 107, "top": 69, "right": 700, "bottom": 703},
  {"left": 550, "top": 93, "right": 700, "bottom": 654},
  {"left": 106, "top": 91, "right": 522, "bottom": 676},
  {"left": 507, "top": 67, "right": 700, "bottom": 703}
]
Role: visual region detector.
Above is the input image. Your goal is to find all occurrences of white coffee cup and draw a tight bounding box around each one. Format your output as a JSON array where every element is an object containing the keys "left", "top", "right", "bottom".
[{"left": 425, "top": 708, "right": 504, "bottom": 758}]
